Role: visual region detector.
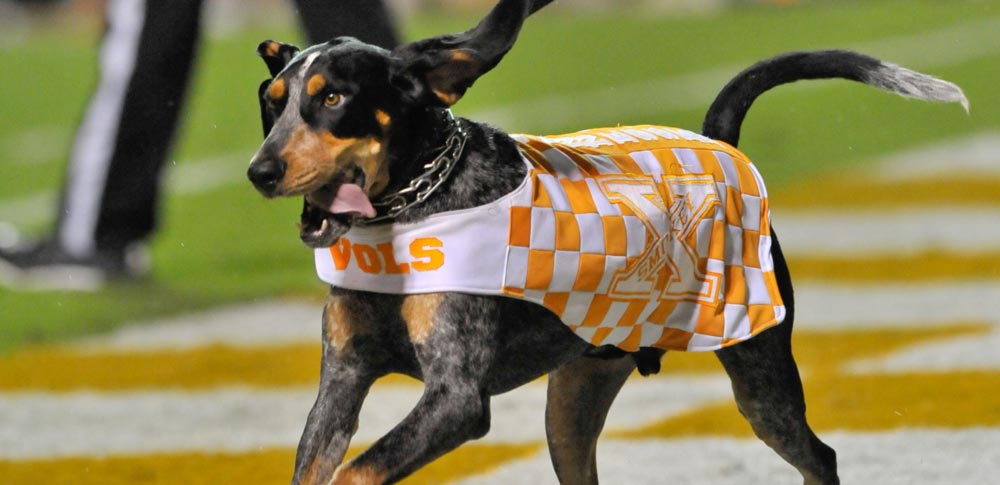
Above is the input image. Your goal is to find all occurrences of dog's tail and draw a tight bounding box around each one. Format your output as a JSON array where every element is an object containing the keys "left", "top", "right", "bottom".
[{"left": 702, "top": 50, "right": 968, "bottom": 147}]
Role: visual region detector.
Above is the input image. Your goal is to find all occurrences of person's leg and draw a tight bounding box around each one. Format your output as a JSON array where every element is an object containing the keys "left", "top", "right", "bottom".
[
  {"left": 0, "top": 0, "right": 204, "bottom": 289},
  {"left": 62, "top": 0, "right": 204, "bottom": 258},
  {"left": 294, "top": 0, "right": 398, "bottom": 48}
]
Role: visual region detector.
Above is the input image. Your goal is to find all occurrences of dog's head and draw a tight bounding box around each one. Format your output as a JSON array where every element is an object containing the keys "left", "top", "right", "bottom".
[{"left": 248, "top": 0, "right": 548, "bottom": 247}]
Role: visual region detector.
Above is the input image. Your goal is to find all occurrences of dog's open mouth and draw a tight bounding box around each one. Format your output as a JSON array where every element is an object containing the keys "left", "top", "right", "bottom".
[{"left": 299, "top": 173, "right": 376, "bottom": 248}]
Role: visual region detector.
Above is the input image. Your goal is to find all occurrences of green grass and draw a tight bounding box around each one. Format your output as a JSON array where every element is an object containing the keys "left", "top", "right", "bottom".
[{"left": 1, "top": 0, "right": 997, "bottom": 351}]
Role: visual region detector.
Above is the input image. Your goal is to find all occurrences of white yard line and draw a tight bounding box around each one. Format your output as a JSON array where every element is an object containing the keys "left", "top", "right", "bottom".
[
  {"left": 10, "top": 130, "right": 996, "bottom": 228},
  {"left": 774, "top": 206, "right": 1000, "bottom": 257},
  {"left": 0, "top": 387, "right": 313, "bottom": 459},
  {"left": 163, "top": 153, "right": 251, "bottom": 195},
  {"left": 795, "top": 280, "right": 1000, "bottom": 329},
  {"left": 0, "top": 375, "right": 732, "bottom": 459},
  {"left": 455, "top": 428, "right": 1000, "bottom": 485},
  {"left": 2, "top": 18, "right": 997, "bottom": 481},
  {"left": 0, "top": 125, "right": 71, "bottom": 166},
  {"left": 467, "top": 63, "right": 737, "bottom": 131},
  {"left": 0, "top": 191, "right": 54, "bottom": 228},
  {"left": 464, "top": 17, "right": 1000, "bottom": 130},
  {"left": 3, "top": 17, "right": 997, "bottom": 227},
  {"left": 0, "top": 153, "right": 250, "bottom": 227},
  {"left": 71, "top": 300, "right": 321, "bottom": 352},
  {"left": 72, "top": 277, "right": 1000, "bottom": 352},
  {"left": 846, "top": 327, "right": 1000, "bottom": 374},
  {"left": 875, "top": 131, "right": 1000, "bottom": 182}
]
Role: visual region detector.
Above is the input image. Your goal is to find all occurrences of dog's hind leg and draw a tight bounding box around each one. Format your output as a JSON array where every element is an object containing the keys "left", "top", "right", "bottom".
[
  {"left": 545, "top": 354, "right": 636, "bottom": 485},
  {"left": 716, "top": 324, "right": 838, "bottom": 484},
  {"left": 714, "top": 231, "right": 838, "bottom": 485}
]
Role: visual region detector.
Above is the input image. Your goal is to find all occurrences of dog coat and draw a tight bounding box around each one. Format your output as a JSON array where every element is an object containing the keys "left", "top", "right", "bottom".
[{"left": 315, "top": 125, "right": 785, "bottom": 351}]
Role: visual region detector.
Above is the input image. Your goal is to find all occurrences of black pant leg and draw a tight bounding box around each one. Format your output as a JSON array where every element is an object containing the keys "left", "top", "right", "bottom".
[
  {"left": 57, "top": 0, "right": 395, "bottom": 257},
  {"left": 57, "top": 0, "right": 204, "bottom": 256},
  {"left": 293, "top": 0, "right": 399, "bottom": 48}
]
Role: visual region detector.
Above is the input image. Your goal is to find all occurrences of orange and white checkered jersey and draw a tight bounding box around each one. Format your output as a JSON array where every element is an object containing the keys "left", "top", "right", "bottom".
[{"left": 314, "top": 125, "right": 785, "bottom": 352}]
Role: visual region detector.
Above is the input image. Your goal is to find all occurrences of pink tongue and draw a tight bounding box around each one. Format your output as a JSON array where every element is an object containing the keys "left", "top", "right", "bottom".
[{"left": 329, "top": 184, "right": 376, "bottom": 218}]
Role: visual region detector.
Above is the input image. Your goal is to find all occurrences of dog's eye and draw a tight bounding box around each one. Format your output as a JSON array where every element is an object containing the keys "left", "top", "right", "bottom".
[{"left": 324, "top": 93, "right": 344, "bottom": 107}]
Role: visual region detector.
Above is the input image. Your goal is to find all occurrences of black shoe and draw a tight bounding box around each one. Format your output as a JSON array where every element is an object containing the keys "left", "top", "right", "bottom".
[{"left": 0, "top": 238, "right": 149, "bottom": 291}]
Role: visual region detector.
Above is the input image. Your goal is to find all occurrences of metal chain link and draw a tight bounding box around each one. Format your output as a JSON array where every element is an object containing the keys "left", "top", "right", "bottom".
[{"left": 361, "top": 113, "right": 467, "bottom": 225}]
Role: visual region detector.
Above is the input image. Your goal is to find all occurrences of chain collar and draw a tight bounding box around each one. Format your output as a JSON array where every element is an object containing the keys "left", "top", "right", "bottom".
[{"left": 361, "top": 111, "right": 467, "bottom": 225}]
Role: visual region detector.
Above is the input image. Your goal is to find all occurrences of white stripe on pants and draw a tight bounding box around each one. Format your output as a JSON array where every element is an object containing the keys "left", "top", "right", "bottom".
[{"left": 59, "top": 0, "right": 145, "bottom": 257}]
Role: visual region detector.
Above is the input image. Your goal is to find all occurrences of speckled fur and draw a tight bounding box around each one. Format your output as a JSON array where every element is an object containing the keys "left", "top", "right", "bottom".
[{"left": 252, "top": 1, "right": 993, "bottom": 483}]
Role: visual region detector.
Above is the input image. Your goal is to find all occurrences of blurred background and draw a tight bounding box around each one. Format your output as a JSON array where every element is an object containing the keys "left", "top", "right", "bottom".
[{"left": 0, "top": 0, "right": 997, "bottom": 483}]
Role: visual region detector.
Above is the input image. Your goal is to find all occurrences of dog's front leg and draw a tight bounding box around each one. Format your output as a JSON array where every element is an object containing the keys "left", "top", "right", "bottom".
[
  {"left": 292, "top": 350, "right": 375, "bottom": 485},
  {"left": 292, "top": 292, "right": 390, "bottom": 485},
  {"left": 329, "top": 293, "right": 497, "bottom": 484}
]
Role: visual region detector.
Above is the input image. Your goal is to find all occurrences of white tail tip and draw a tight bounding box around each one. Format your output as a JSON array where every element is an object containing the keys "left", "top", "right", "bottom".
[{"left": 868, "top": 63, "right": 970, "bottom": 113}]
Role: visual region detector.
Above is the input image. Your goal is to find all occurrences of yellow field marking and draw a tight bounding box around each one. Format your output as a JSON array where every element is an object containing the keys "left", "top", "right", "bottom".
[
  {"left": 788, "top": 324, "right": 990, "bottom": 376},
  {"left": 0, "top": 442, "right": 540, "bottom": 485},
  {"left": 650, "top": 323, "right": 989, "bottom": 377},
  {"left": 0, "top": 325, "right": 993, "bottom": 483},
  {"left": 789, "top": 251, "right": 1000, "bottom": 281},
  {"left": 774, "top": 177, "right": 1000, "bottom": 209},
  {"left": 613, "top": 323, "right": 996, "bottom": 439},
  {"left": 0, "top": 344, "right": 418, "bottom": 391},
  {"left": 775, "top": 167, "right": 1000, "bottom": 281},
  {"left": 0, "top": 324, "right": 985, "bottom": 391},
  {"left": 613, "top": 370, "right": 1000, "bottom": 439}
]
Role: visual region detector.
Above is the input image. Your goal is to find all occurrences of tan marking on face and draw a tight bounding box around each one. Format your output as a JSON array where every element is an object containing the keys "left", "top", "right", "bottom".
[
  {"left": 278, "top": 125, "right": 389, "bottom": 197},
  {"left": 267, "top": 78, "right": 286, "bottom": 100},
  {"left": 278, "top": 126, "right": 356, "bottom": 194},
  {"left": 352, "top": 139, "right": 389, "bottom": 195},
  {"left": 450, "top": 50, "right": 475, "bottom": 63},
  {"left": 432, "top": 89, "right": 461, "bottom": 106},
  {"left": 330, "top": 463, "right": 386, "bottom": 485},
  {"left": 401, "top": 293, "right": 444, "bottom": 344},
  {"left": 374, "top": 110, "right": 391, "bottom": 130},
  {"left": 306, "top": 73, "right": 327, "bottom": 96}
]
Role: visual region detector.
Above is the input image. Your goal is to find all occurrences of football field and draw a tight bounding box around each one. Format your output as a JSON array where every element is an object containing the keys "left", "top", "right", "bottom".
[
  {"left": 4, "top": 136, "right": 1000, "bottom": 483},
  {"left": 1, "top": 1, "right": 998, "bottom": 483}
]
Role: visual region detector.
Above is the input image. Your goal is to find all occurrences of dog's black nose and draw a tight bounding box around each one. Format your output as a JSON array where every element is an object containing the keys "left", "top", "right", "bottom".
[{"left": 247, "top": 158, "right": 286, "bottom": 195}]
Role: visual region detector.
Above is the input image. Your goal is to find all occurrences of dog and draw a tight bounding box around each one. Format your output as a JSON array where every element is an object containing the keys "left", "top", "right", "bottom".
[{"left": 247, "top": 1, "right": 967, "bottom": 483}]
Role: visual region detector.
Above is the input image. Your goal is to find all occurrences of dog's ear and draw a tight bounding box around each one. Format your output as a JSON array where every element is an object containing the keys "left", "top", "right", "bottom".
[
  {"left": 256, "top": 40, "right": 299, "bottom": 138},
  {"left": 390, "top": 0, "right": 551, "bottom": 106},
  {"left": 257, "top": 40, "right": 300, "bottom": 77},
  {"left": 258, "top": 79, "right": 275, "bottom": 138}
]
